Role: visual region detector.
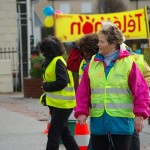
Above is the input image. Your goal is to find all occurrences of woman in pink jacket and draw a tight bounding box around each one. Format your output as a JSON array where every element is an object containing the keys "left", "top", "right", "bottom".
[{"left": 74, "top": 22, "right": 150, "bottom": 150}]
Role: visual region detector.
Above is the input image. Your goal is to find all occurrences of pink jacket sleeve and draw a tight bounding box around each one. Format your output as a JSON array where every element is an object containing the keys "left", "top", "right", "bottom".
[
  {"left": 129, "top": 62, "right": 150, "bottom": 119},
  {"left": 74, "top": 64, "right": 91, "bottom": 118}
]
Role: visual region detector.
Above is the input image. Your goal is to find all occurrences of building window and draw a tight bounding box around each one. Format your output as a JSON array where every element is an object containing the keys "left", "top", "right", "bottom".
[
  {"left": 81, "top": 2, "right": 92, "bottom": 13},
  {"left": 60, "top": 3, "right": 70, "bottom": 13}
]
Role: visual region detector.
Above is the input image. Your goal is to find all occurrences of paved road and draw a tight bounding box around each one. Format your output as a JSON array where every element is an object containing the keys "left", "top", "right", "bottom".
[
  {"left": 0, "top": 92, "right": 66, "bottom": 150},
  {"left": 0, "top": 92, "right": 150, "bottom": 150}
]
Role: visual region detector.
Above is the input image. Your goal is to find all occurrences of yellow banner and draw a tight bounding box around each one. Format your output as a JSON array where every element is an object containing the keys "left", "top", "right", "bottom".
[{"left": 55, "top": 8, "right": 149, "bottom": 42}]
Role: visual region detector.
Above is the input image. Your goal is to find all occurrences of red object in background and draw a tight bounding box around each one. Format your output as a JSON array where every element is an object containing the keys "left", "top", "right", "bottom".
[
  {"left": 43, "top": 111, "right": 51, "bottom": 134},
  {"left": 67, "top": 47, "right": 83, "bottom": 72},
  {"left": 82, "top": 22, "right": 93, "bottom": 34}
]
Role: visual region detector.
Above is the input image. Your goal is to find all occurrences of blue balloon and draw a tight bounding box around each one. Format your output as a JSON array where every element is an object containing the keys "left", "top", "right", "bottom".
[
  {"left": 135, "top": 49, "right": 142, "bottom": 54},
  {"left": 43, "top": 6, "right": 54, "bottom": 16}
]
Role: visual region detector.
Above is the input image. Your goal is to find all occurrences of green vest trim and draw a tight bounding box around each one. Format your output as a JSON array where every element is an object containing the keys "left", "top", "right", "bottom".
[
  {"left": 79, "top": 59, "right": 86, "bottom": 83},
  {"left": 132, "top": 54, "right": 144, "bottom": 73}
]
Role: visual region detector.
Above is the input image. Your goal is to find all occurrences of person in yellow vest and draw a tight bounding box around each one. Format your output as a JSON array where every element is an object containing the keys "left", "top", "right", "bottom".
[
  {"left": 76, "top": 36, "right": 150, "bottom": 150},
  {"left": 121, "top": 43, "right": 150, "bottom": 150},
  {"left": 121, "top": 43, "right": 150, "bottom": 87},
  {"left": 77, "top": 38, "right": 150, "bottom": 150},
  {"left": 66, "top": 33, "right": 99, "bottom": 91},
  {"left": 39, "top": 36, "right": 79, "bottom": 150},
  {"left": 74, "top": 22, "right": 150, "bottom": 150},
  {"left": 75, "top": 33, "right": 99, "bottom": 84}
]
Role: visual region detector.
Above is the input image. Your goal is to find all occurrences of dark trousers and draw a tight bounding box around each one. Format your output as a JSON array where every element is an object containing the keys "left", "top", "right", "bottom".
[
  {"left": 46, "top": 106, "right": 79, "bottom": 150},
  {"left": 130, "top": 131, "right": 140, "bottom": 150},
  {"left": 90, "top": 134, "right": 132, "bottom": 150}
]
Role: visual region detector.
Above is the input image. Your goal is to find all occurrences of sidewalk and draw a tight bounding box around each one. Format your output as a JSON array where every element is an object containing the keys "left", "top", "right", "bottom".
[
  {"left": 0, "top": 92, "right": 150, "bottom": 150},
  {"left": 0, "top": 92, "right": 66, "bottom": 150}
]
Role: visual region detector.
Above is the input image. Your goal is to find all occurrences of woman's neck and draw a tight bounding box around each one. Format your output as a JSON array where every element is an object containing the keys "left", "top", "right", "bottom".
[{"left": 104, "top": 50, "right": 119, "bottom": 66}]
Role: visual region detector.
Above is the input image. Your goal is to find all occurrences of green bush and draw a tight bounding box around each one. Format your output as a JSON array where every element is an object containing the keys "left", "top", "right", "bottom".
[
  {"left": 30, "top": 55, "right": 44, "bottom": 78},
  {"left": 30, "top": 52, "right": 68, "bottom": 78}
]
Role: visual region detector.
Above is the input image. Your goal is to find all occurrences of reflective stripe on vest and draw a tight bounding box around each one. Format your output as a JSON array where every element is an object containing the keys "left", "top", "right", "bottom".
[
  {"left": 63, "top": 86, "right": 75, "bottom": 92},
  {"left": 91, "top": 103, "right": 133, "bottom": 109},
  {"left": 40, "top": 56, "right": 76, "bottom": 108},
  {"left": 89, "top": 55, "right": 134, "bottom": 118},
  {"left": 91, "top": 87, "right": 133, "bottom": 109},
  {"left": 46, "top": 92, "right": 75, "bottom": 101},
  {"left": 91, "top": 88, "right": 132, "bottom": 94},
  {"left": 91, "top": 88, "right": 132, "bottom": 95}
]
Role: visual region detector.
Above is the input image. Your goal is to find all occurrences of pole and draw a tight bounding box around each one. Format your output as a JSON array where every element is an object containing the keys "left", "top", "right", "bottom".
[
  {"left": 136, "top": 0, "right": 138, "bottom": 9},
  {"left": 144, "top": 7, "right": 150, "bottom": 56},
  {"left": 31, "top": 1, "right": 36, "bottom": 47},
  {"left": 17, "top": 5, "right": 24, "bottom": 92},
  {"left": 52, "top": 0, "right": 56, "bottom": 35},
  {"left": 26, "top": 0, "right": 31, "bottom": 77}
]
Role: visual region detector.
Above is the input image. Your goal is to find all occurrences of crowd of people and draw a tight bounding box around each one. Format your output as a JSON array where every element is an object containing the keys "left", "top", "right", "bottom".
[{"left": 38, "top": 21, "right": 150, "bottom": 150}]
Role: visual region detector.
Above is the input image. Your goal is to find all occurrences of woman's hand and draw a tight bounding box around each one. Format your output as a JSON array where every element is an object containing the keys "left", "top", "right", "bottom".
[
  {"left": 41, "top": 81, "right": 46, "bottom": 92},
  {"left": 134, "top": 116, "right": 144, "bottom": 133},
  {"left": 41, "top": 85, "right": 45, "bottom": 92},
  {"left": 77, "top": 114, "right": 87, "bottom": 125}
]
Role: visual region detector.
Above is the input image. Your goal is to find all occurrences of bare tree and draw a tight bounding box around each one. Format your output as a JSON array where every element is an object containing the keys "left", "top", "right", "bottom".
[{"left": 98, "top": 0, "right": 127, "bottom": 13}]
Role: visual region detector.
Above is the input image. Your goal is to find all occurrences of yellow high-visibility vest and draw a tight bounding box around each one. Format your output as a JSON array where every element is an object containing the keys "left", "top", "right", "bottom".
[
  {"left": 40, "top": 56, "right": 76, "bottom": 108},
  {"left": 89, "top": 55, "right": 135, "bottom": 118},
  {"left": 78, "top": 59, "right": 86, "bottom": 83}
]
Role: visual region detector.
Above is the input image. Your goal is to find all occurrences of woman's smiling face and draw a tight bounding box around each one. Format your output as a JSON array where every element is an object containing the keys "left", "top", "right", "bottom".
[{"left": 97, "top": 33, "right": 115, "bottom": 56}]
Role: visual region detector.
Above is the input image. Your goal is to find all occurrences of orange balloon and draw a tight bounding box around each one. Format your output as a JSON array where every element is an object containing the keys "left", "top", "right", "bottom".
[{"left": 44, "top": 16, "right": 54, "bottom": 28}]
